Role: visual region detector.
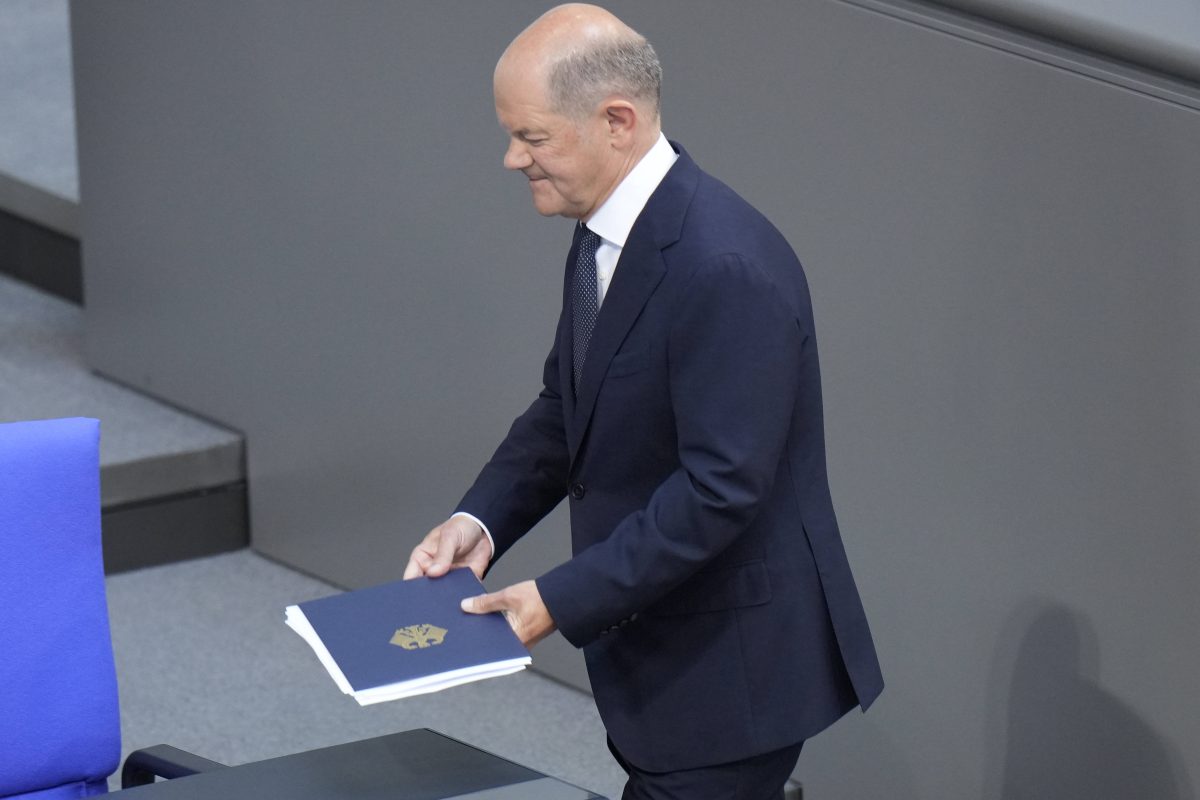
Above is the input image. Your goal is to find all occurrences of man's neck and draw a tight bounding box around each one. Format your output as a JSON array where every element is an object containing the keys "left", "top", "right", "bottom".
[
  {"left": 582, "top": 132, "right": 677, "bottom": 250},
  {"left": 583, "top": 130, "right": 662, "bottom": 224}
]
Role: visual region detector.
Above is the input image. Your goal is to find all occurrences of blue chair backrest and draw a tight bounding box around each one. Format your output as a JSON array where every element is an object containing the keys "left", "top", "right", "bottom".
[{"left": 0, "top": 418, "right": 120, "bottom": 798}]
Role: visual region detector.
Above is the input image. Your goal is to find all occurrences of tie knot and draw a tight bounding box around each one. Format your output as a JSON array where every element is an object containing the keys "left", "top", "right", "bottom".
[{"left": 579, "top": 224, "right": 600, "bottom": 251}]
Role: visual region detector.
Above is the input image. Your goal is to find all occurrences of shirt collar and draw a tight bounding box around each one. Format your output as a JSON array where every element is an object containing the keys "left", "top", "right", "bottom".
[{"left": 585, "top": 132, "right": 678, "bottom": 249}]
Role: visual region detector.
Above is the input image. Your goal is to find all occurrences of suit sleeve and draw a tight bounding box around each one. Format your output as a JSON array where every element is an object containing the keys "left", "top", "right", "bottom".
[
  {"left": 537, "top": 253, "right": 807, "bottom": 646},
  {"left": 455, "top": 311, "right": 570, "bottom": 561}
]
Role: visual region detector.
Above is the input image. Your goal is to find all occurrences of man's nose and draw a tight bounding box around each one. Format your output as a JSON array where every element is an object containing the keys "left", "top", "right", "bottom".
[{"left": 503, "top": 139, "right": 532, "bottom": 171}]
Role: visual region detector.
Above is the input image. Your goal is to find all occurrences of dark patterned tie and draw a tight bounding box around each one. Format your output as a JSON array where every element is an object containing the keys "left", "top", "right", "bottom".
[{"left": 571, "top": 224, "right": 601, "bottom": 391}]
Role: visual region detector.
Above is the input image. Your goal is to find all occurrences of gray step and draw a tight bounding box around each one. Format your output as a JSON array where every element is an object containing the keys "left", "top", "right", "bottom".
[{"left": 0, "top": 273, "right": 247, "bottom": 570}]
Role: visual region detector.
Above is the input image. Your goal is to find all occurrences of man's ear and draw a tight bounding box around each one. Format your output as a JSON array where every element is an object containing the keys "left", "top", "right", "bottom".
[{"left": 604, "top": 100, "right": 638, "bottom": 145}]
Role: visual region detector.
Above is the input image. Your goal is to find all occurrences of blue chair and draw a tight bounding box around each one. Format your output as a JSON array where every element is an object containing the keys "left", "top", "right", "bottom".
[
  {"left": 0, "top": 418, "right": 219, "bottom": 797},
  {"left": 1, "top": 417, "right": 117, "bottom": 798}
]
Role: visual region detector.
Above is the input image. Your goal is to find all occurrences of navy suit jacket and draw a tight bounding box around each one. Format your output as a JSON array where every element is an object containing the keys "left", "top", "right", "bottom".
[{"left": 459, "top": 144, "right": 883, "bottom": 771}]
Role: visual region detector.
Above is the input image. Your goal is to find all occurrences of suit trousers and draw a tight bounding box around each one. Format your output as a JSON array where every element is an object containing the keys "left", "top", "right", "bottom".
[{"left": 608, "top": 737, "right": 804, "bottom": 800}]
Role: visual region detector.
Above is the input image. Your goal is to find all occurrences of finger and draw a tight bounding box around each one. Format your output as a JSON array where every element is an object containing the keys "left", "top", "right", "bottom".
[
  {"left": 402, "top": 548, "right": 432, "bottom": 580},
  {"left": 428, "top": 526, "right": 459, "bottom": 577},
  {"left": 402, "top": 525, "right": 443, "bottom": 580}
]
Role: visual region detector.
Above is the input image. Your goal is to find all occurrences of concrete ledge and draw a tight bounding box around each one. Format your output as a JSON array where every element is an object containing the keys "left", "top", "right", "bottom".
[
  {"left": 0, "top": 205, "right": 82, "bottom": 304},
  {"left": 0, "top": 171, "right": 78, "bottom": 238},
  {"left": 101, "top": 440, "right": 245, "bottom": 509},
  {"left": 926, "top": 0, "right": 1200, "bottom": 85},
  {"left": 102, "top": 482, "right": 249, "bottom": 574},
  {"left": 843, "top": 0, "right": 1200, "bottom": 110}
]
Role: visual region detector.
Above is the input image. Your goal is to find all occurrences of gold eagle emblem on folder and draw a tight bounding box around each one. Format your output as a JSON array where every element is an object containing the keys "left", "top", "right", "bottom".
[{"left": 390, "top": 624, "right": 447, "bottom": 650}]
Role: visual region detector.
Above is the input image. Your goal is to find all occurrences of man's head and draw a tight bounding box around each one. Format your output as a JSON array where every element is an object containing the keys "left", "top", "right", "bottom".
[{"left": 494, "top": 4, "right": 663, "bottom": 220}]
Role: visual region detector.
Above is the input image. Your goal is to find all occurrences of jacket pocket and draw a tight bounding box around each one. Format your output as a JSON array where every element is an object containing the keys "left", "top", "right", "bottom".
[
  {"left": 606, "top": 349, "right": 650, "bottom": 378},
  {"left": 644, "top": 559, "right": 772, "bottom": 617}
]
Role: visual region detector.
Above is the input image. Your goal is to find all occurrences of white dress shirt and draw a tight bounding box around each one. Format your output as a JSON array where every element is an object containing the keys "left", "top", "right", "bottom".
[
  {"left": 455, "top": 133, "right": 678, "bottom": 559},
  {"left": 585, "top": 132, "right": 679, "bottom": 306}
]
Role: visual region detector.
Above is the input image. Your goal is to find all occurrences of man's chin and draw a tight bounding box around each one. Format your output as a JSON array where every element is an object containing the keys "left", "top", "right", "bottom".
[
  {"left": 530, "top": 196, "right": 568, "bottom": 218},
  {"left": 527, "top": 182, "right": 574, "bottom": 218}
]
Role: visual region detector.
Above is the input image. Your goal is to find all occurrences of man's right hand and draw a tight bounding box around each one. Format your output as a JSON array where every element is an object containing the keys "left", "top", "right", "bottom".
[{"left": 403, "top": 516, "right": 491, "bottom": 581}]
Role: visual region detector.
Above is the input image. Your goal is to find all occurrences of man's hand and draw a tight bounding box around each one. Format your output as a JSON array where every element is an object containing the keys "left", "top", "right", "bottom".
[
  {"left": 403, "top": 516, "right": 491, "bottom": 580},
  {"left": 461, "top": 580, "right": 556, "bottom": 648}
]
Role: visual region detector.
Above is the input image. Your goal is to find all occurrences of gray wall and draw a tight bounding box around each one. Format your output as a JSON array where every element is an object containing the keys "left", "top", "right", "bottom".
[{"left": 72, "top": 1, "right": 1199, "bottom": 797}]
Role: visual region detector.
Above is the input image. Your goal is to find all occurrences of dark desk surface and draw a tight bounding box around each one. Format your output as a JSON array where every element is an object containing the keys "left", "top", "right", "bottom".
[{"left": 114, "top": 729, "right": 606, "bottom": 799}]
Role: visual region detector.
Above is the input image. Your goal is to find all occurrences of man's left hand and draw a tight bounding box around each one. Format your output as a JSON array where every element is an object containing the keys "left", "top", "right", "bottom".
[{"left": 461, "top": 580, "right": 556, "bottom": 647}]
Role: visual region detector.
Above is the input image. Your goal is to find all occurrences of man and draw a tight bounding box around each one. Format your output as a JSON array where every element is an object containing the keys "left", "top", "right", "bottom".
[{"left": 405, "top": 5, "right": 883, "bottom": 797}]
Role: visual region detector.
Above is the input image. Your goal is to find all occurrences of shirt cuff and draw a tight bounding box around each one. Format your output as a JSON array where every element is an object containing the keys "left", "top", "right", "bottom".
[{"left": 451, "top": 511, "right": 495, "bottom": 562}]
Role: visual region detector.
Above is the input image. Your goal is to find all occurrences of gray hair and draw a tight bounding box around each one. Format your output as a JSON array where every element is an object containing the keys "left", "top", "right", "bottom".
[{"left": 546, "top": 34, "right": 662, "bottom": 121}]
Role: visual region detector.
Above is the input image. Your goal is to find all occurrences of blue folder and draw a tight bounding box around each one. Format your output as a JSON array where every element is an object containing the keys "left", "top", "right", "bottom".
[{"left": 286, "top": 568, "right": 531, "bottom": 704}]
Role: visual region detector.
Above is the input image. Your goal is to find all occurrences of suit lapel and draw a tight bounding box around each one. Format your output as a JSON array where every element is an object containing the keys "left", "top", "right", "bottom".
[
  {"left": 565, "top": 143, "right": 700, "bottom": 464},
  {"left": 568, "top": 237, "right": 667, "bottom": 460}
]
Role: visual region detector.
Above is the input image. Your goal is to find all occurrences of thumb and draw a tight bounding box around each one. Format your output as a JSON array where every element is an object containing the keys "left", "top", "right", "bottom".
[{"left": 461, "top": 592, "right": 504, "bottom": 615}]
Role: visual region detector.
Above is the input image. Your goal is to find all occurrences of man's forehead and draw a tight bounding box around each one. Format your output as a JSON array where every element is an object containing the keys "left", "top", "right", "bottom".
[{"left": 495, "top": 87, "right": 560, "bottom": 132}]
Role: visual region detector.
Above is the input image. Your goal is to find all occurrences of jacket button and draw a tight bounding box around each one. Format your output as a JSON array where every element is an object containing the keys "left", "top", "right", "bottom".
[{"left": 570, "top": 483, "right": 586, "bottom": 499}]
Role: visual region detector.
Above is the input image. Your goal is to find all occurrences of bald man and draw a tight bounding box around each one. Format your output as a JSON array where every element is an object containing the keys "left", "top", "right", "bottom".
[{"left": 405, "top": 5, "right": 883, "bottom": 798}]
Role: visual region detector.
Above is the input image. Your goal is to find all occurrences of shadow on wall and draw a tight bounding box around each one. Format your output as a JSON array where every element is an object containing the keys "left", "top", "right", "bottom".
[{"left": 984, "top": 601, "right": 1194, "bottom": 800}]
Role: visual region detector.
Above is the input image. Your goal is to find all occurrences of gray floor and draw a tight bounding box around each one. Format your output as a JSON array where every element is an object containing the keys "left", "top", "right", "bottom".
[
  {"left": 0, "top": 274, "right": 244, "bottom": 506},
  {"left": 0, "top": 0, "right": 77, "bottom": 201},
  {"left": 106, "top": 550, "right": 628, "bottom": 798}
]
